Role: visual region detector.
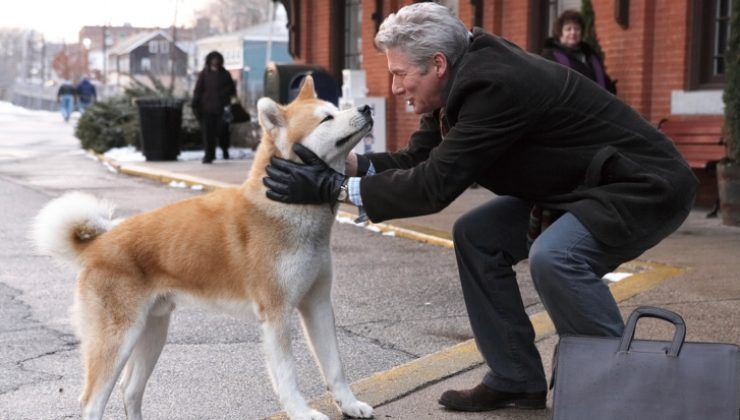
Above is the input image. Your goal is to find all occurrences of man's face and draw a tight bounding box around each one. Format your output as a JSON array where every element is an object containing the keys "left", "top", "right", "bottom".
[{"left": 386, "top": 48, "right": 445, "bottom": 114}]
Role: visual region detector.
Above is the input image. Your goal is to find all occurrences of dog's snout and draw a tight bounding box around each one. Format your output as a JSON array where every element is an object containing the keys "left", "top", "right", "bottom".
[{"left": 359, "top": 105, "right": 371, "bottom": 115}]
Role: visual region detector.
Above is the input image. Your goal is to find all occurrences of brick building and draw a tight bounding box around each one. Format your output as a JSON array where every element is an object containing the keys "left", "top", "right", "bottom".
[{"left": 279, "top": 0, "right": 727, "bottom": 204}]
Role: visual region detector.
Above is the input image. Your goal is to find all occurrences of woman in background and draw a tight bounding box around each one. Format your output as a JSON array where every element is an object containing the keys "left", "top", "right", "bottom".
[
  {"left": 192, "top": 51, "right": 236, "bottom": 164},
  {"left": 541, "top": 10, "right": 617, "bottom": 94}
]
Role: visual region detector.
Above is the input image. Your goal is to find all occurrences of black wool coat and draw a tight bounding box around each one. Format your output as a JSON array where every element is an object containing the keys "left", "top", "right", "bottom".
[
  {"left": 360, "top": 29, "right": 697, "bottom": 247},
  {"left": 192, "top": 67, "right": 236, "bottom": 115}
]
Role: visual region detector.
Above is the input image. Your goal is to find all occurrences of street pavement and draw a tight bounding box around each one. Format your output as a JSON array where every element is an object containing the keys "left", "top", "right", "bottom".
[{"left": 103, "top": 147, "right": 740, "bottom": 419}]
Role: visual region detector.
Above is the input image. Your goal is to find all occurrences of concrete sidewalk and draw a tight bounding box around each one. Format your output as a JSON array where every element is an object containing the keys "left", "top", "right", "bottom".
[{"left": 102, "top": 154, "right": 740, "bottom": 419}]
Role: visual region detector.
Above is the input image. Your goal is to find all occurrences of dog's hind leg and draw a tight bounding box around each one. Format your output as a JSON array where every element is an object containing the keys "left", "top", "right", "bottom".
[
  {"left": 297, "top": 272, "right": 373, "bottom": 419},
  {"left": 120, "top": 297, "right": 174, "bottom": 420},
  {"left": 76, "top": 291, "right": 147, "bottom": 420},
  {"left": 261, "top": 311, "right": 328, "bottom": 420}
]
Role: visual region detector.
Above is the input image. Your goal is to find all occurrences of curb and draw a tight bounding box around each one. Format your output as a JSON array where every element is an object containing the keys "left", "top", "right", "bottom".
[
  {"left": 337, "top": 210, "right": 455, "bottom": 248},
  {"left": 94, "top": 153, "right": 234, "bottom": 191},
  {"left": 267, "top": 260, "right": 685, "bottom": 419}
]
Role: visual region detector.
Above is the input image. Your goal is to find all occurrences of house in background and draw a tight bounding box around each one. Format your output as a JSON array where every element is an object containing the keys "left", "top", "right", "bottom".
[
  {"left": 107, "top": 30, "right": 189, "bottom": 94},
  {"left": 79, "top": 22, "right": 211, "bottom": 84},
  {"left": 79, "top": 24, "right": 152, "bottom": 82},
  {"left": 196, "top": 2, "right": 292, "bottom": 108},
  {"left": 279, "top": 0, "right": 728, "bottom": 206}
]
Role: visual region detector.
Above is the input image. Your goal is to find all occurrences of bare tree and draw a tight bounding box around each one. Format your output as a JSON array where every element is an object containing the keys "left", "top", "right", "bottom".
[
  {"left": 195, "top": 0, "right": 271, "bottom": 34},
  {"left": 51, "top": 45, "right": 89, "bottom": 82}
]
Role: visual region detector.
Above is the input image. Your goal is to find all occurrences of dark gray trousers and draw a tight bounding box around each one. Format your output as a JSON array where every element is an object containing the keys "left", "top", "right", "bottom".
[
  {"left": 452, "top": 196, "right": 689, "bottom": 393},
  {"left": 201, "top": 113, "right": 230, "bottom": 160}
]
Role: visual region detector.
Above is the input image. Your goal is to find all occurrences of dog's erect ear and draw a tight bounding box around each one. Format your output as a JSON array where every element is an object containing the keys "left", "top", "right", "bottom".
[
  {"left": 257, "top": 97, "right": 284, "bottom": 135},
  {"left": 296, "top": 75, "right": 316, "bottom": 101}
]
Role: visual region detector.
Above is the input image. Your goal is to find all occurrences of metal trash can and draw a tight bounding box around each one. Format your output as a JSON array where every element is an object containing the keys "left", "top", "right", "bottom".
[
  {"left": 136, "top": 98, "right": 185, "bottom": 161},
  {"left": 264, "top": 63, "right": 340, "bottom": 105}
]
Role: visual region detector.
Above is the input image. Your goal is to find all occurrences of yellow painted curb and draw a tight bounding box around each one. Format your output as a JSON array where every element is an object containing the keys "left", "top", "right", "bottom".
[
  {"left": 117, "top": 163, "right": 234, "bottom": 191},
  {"left": 91, "top": 152, "right": 235, "bottom": 191},
  {"left": 267, "top": 259, "right": 685, "bottom": 419},
  {"left": 337, "top": 210, "right": 454, "bottom": 249},
  {"left": 608, "top": 260, "right": 685, "bottom": 303},
  {"left": 267, "top": 340, "right": 484, "bottom": 420}
]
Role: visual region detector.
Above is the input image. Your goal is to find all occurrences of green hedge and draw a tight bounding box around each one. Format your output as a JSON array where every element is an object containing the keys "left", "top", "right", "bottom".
[{"left": 75, "top": 97, "right": 139, "bottom": 153}]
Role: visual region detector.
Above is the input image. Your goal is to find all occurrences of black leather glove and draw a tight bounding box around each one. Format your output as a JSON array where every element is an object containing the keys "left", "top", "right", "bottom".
[{"left": 263, "top": 143, "right": 347, "bottom": 204}]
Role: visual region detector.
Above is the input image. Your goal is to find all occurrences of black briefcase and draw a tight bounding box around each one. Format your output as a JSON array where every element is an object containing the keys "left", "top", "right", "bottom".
[{"left": 551, "top": 306, "right": 739, "bottom": 420}]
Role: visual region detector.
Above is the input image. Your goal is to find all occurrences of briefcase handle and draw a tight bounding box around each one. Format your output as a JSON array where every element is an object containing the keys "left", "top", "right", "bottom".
[{"left": 618, "top": 306, "right": 686, "bottom": 357}]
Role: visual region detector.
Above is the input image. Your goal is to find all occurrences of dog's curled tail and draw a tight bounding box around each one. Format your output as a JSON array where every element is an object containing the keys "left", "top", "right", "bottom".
[{"left": 32, "top": 192, "right": 116, "bottom": 265}]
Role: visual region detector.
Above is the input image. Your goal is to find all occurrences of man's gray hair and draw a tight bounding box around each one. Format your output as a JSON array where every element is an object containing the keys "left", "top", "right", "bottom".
[{"left": 374, "top": 2, "right": 471, "bottom": 73}]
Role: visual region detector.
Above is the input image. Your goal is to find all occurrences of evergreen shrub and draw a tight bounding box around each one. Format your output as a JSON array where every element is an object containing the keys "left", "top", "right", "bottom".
[{"left": 74, "top": 96, "right": 139, "bottom": 153}]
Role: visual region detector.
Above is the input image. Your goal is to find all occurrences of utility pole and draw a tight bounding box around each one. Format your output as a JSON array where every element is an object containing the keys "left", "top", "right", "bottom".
[
  {"left": 40, "top": 35, "right": 46, "bottom": 83},
  {"left": 265, "top": 1, "right": 276, "bottom": 65},
  {"left": 170, "top": 0, "right": 179, "bottom": 92}
]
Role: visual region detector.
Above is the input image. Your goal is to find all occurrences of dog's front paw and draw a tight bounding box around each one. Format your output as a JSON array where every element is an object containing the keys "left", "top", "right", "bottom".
[{"left": 340, "top": 400, "right": 373, "bottom": 418}]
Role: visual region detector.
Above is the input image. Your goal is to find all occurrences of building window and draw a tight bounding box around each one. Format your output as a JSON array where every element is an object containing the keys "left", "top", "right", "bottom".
[
  {"left": 148, "top": 40, "right": 169, "bottom": 55},
  {"left": 344, "top": 0, "right": 362, "bottom": 70},
  {"left": 141, "top": 57, "right": 151, "bottom": 72},
  {"left": 280, "top": 0, "right": 301, "bottom": 57},
  {"left": 470, "top": 0, "right": 483, "bottom": 28},
  {"left": 528, "top": 0, "right": 561, "bottom": 53},
  {"left": 691, "top": 0, "right": 731, "bottom": 89}
]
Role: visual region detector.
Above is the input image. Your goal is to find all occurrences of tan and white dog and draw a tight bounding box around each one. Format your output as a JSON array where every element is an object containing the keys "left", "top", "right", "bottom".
[{"left": 32, "top": 77, "right": 374, "bottom": 420}]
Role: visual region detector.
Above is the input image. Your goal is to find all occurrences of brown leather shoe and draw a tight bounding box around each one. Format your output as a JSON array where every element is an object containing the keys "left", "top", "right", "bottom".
[{"left": 438, "top": 383, "right": 546, "bottom": 412}]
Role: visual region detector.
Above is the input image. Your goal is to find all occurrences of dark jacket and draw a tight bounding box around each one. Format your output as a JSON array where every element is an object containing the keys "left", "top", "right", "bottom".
[
  {"left": 57, "top": 83, "right": 75, "bottom": 98},
  {"left": 76, "top": 79, "right": 96, "bottom": 103},
  {"left": 192, "top": 52, "right": 236, "bottom": 115},
  {"left": 360, "top": 29, "right": 697, "bottom": 247},
  {"left": 541, "top": 37, "right": 616, "bottom": 94}
]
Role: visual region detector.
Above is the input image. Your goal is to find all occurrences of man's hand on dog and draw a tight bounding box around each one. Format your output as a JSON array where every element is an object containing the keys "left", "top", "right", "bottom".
[{"left": 264, "top": 143, "right": 347, "bottom": 204}]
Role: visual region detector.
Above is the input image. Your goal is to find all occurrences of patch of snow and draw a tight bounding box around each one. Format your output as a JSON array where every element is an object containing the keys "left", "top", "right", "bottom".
[{"left": 602, "top": 272, "right": 632, "bottom": 283}]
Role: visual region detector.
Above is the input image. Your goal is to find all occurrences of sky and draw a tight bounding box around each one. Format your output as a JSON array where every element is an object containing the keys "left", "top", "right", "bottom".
[{"left": 0, "top": 0, "right": 210, "bottom": 43}]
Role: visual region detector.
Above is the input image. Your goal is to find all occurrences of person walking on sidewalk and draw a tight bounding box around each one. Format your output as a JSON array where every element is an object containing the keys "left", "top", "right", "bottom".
[
  {"left": 75, "top": 77, "right": 97, "bottom": 114},
  {"left": 191, "top": 51, "right": 236, "bottom": 164},
  {"left": 262, "top": 2, "right": 697, "bottom": 412},
  {"left": 57, "top": 80, "right": 76, "bottom": 122}
]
